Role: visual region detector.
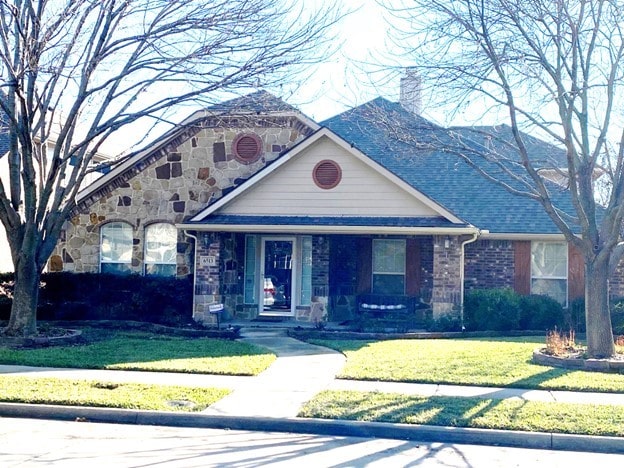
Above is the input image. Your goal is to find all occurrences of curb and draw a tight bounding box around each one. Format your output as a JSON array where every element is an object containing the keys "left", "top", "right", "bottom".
[{"left": 0, "top": 403, "right": 623, "bottom": 454}]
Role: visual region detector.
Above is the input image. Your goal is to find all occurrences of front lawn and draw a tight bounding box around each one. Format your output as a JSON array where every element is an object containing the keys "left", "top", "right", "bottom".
[
  {"left": 0, "top": 329, "right": 276, "bottom": 375},
  {"left": 0, "top": 375, "right": 229, "bottom": 411},
  {"left": 310, "top": 337, "right": 624, "bottom": 393},
  {"left": 300, "top": 390, "right": 624, "bottom": 437}
]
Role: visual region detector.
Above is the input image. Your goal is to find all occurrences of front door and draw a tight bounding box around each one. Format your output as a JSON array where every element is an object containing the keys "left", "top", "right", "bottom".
[{"left": 261, "top": 237, "right": 295, "bottom": 316}]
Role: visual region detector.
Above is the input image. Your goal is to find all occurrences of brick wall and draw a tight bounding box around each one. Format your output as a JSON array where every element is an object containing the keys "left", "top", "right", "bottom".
[{"left": 464, "top": 239, "right": 514, "bottom": 291}]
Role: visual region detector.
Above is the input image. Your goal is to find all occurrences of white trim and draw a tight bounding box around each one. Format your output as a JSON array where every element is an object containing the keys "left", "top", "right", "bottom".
[
  {"left": 177, "top": 223, "right": 480, "bottom": 236},
  {"left": 190, "top": 128, "right": 464, "bottom": 224},
  {"left": 260, "top": 236, "right": 297, "bottom": 317},
  {"left": 480, "top": 232, "right": 567, "bottom": 241}
]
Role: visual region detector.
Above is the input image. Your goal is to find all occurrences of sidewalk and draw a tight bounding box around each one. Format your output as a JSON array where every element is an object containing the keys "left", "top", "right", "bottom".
[{"left": 1, "top": 327, "right": 624, "bottom": 453}]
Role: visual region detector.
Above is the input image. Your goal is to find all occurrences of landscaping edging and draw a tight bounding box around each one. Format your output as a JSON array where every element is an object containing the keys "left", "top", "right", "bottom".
[
  {"left": 289, "top": 328, "right": 546, "bottom": 341},
  {"left": 533, "top": 349, "right": 624, "bottom": 373},
  {"left": 47, "top": 320, "right": 240, "bottom": 339},
  {"left": 1, "top": 328, "right": 83, "bottom": 348}
]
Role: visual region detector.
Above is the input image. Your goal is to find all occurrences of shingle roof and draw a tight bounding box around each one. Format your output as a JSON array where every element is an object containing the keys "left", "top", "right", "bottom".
[
  {"left": 205, "top": 90, "right": 299, "bottom": 114},
  {"left": 189, "top": 215, "right": 465, "bottom": 229},
  {"left": 321, "top": 98, "right": 577, "bottom": 234}
]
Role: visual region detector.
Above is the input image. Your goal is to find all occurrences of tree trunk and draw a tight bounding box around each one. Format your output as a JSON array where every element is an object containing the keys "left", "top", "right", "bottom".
[
  {"left": 5, "top": 252, "right": 39, "bottom": 337},
  {"left": 585, "top": 256, "right": 615, "bottom": 358}
]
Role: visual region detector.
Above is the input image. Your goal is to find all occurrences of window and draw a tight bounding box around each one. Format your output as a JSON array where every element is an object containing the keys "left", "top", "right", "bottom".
[
  {"left": 531, "top": 241, "right": 568, "bottom": 305},
  {"left": 100, "top": 222, "right": 133, "bottom": 274},
  {"left": 300, "top": 236, "right": 312, "bottom": 304},
  {"left": 144, "top": 223, "right": 177, "bottom": 276},
  {"left": 372, "top": 239, "right": 406, "bottom": 295},
  {"left": 244, "top": 235, "right": 258, "bottom": 304}
]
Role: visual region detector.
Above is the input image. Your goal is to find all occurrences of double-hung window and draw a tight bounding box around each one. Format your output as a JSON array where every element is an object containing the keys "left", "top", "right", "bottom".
[
  {"left": 372, "top": 239, "right": 406, "bottom": 295},
  {"left": 100, "top": 222, "right": 133, "bottom": 274},
  {"left": 144, "top": 223, "right": 177, "bottom": 276},
  {"left": 531, "top": 241, "right": 568, "bottom": 306}
]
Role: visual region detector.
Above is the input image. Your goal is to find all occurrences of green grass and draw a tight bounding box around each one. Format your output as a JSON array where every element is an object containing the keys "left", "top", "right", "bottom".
[
  {"left": 310, "top": 337, "right": 624, "bottom": 392},
  {"left": 0, "top": 375, "right": 229, "bottom": 411},
  {"left": 0, "top": 330, "right": 276, "bottom": 375},
  {"left": 300, "top": 390, "right": 624, "bottom": 437}
]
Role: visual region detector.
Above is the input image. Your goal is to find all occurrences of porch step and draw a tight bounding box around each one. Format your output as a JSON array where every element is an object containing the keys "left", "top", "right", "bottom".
[{"left": 238, "top": 327, "right": 289, "bottom": 338}]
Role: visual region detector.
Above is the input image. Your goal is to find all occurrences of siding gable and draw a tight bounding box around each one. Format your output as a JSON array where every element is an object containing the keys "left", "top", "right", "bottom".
[{"left": 217, "top": 136, "right": 442, "bottom": 218}]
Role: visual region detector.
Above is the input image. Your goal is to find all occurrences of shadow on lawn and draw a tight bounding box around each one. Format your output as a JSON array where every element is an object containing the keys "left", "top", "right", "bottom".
[{"left": 323, "top": 369, "right": 571, "bottom": 431}]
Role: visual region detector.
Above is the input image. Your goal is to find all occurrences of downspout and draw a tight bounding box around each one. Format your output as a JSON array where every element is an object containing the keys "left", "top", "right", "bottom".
[
  {"left": 184, "top": 230, "right": 199, "bottom": 323},
  {"left": 459, "top": 229, "right": 483, "bottom": 331}
]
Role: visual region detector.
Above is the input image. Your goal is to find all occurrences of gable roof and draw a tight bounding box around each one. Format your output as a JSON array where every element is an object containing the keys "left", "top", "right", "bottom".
[
  {"left": 321, "top": 98, "right": 577, "bottom": 235},
  {"left": 74, "top": 91, "right": 317, "bottom": 213},
  {"left": 187, "top": 127, "right": 466, "bottom": 224}
]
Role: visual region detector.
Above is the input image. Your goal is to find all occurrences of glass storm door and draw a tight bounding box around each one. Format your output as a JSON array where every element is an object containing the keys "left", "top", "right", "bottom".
[{"left": 261, "top": 238, "right": 295, "bottom": 315}]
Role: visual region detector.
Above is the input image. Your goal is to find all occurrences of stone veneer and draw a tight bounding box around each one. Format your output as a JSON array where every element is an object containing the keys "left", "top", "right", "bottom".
[
  {"left": 431, "top": 235, "right": 462, "bottom": 318},
  {"left": 51, "top": 116, "right": 312, "bottom": 327}
]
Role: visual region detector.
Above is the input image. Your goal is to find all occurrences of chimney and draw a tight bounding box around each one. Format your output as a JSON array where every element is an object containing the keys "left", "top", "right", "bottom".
[{"left": 400, "top": 68, "right": 422, "bottom": 115}]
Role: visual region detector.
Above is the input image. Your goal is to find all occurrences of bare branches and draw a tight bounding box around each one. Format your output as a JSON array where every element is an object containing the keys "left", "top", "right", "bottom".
[
  {"left": 0, "top": 0, "right": 341, "bottom": 271},
  {"left": 381, "top": 0, "right": 624, "bottom": 256}
]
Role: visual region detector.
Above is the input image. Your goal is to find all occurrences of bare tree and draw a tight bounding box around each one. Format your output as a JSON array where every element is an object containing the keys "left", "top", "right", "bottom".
[
  {"left": 381, "top": 0, "right": 624, "bottom": 357},
  {"left": 0, "top": 0, "right": 340, "bottom": 336}
]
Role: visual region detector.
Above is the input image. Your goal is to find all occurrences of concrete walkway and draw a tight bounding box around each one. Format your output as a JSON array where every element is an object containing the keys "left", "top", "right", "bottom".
[{"left": 203, "top": 328, "right": 346, "bottom": 417}]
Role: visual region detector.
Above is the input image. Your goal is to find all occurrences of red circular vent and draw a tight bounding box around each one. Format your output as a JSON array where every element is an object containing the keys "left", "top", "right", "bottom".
[
  {"left": 232, "top": 133, "right": 262, "bottom": 163},
  {"left": 313, "top": 160, "right": 342, "bottom": 189}
]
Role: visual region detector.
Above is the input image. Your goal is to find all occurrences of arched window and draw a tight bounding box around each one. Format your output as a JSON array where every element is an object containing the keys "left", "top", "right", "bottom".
[
  {"left": 144, "top": 223, "right": 177, "bottom": 276},
  {"left": 100, "top": 222, "right": 133, "bottom": 274}
]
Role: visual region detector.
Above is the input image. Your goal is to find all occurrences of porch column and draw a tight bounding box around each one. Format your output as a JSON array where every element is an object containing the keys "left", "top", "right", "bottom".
[
  {"left": 193, "top": 233, "right": 222, "bottom": 326},
  {"left": 432, "top": 235, "right": 462, "bottom": 319}
]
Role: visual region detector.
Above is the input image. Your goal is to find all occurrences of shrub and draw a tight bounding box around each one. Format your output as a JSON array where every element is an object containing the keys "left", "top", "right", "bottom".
[
  {"left": 519, "top": 294, "right": 564, "bottom": 331},
  {"left": 426, "top": 311, "right": 462, "bottom": 332},
  {"left": 463, "top": 288, "right": 521, "bottom": 331},
  {"left": 1, "top": 272, "right": 194, "bottom": 327},
  {"left": 610, "top": 298, "right": 624, "bottom": 335},
  {"left": 544, "top": 328, "right": 577, "bottom": 356}
]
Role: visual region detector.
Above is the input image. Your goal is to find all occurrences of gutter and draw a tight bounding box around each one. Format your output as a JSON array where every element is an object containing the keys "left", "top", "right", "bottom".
[
  {"left": 183, "top": 230, "right": 199, "bottom": 322},
  {"left": 175, "top": 223, "right": 480, "bottom": 236}
]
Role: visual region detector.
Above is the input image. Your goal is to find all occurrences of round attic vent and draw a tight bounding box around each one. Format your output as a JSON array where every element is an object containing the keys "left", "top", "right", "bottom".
[
  {"left": 232, "top": 133, "right": 262, "bottom": 163},
  {"left": 313, "top": 160, "right": 342, "bottom": 189}
]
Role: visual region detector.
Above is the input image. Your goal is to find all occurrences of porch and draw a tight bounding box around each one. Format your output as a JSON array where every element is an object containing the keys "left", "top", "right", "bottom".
[{"left": 189, "top": 231, "right": 473, "bottom": 329}]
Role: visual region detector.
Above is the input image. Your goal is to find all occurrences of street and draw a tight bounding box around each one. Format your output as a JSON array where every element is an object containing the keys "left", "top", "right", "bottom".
[{"left": 0, "top": 417, "right": 622, "bottom": 467}]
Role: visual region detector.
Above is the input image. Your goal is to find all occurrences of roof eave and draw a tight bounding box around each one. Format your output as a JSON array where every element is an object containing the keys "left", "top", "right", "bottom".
[{"left": 177, "top": 223, "right": 480, "bottom": 236}]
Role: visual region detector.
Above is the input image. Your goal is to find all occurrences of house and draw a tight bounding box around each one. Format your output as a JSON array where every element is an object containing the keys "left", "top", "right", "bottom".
[{"left": 50, "top": 83, "right": 607, "bottom": 326}]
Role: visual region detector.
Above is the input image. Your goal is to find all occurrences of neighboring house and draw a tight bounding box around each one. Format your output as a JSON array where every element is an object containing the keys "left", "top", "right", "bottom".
[
  {"left": 0, "top": 114, "right": 111, "bottom": 273},
  {"left": 51, "top": 85, "right": 610, "bottom": 325}
]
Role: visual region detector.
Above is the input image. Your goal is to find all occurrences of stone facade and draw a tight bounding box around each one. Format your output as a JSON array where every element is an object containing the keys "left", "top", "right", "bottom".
[
  {"left": 431, "top": 235, "right": 462, "bottom": 317},
  {"left": 51, "top": 117, "right": 311, "bottom": 277}
]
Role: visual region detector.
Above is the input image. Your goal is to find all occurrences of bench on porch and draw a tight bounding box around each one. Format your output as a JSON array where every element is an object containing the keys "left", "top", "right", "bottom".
[{"left": 357, "top": 294, "right": 430, "bottom": 332}]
